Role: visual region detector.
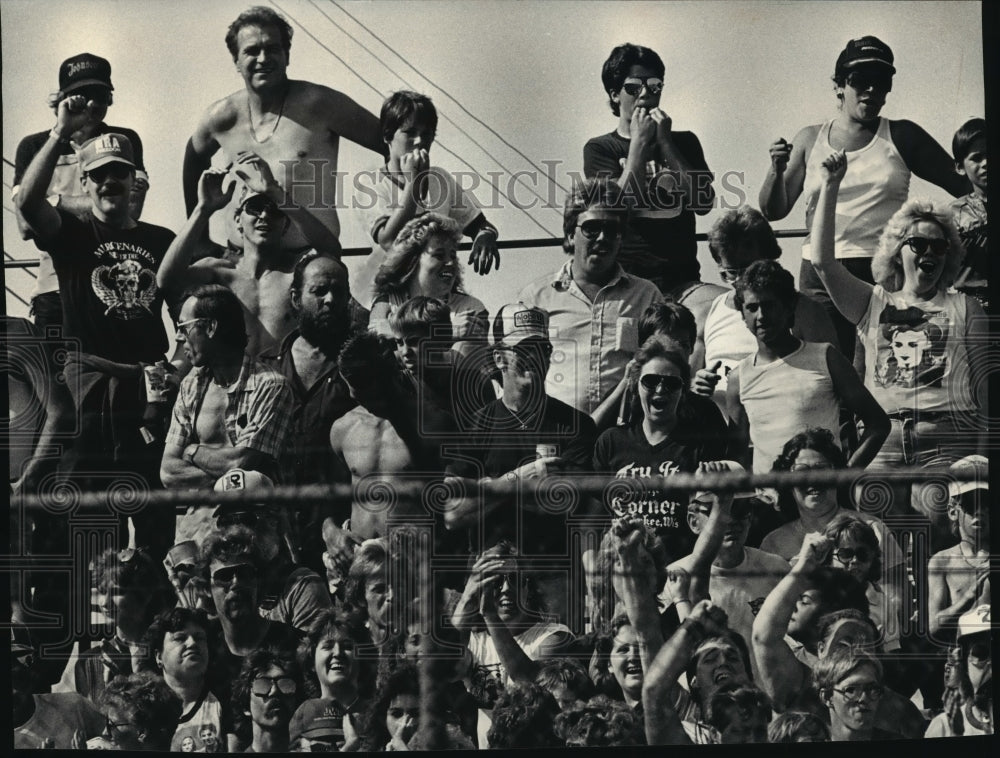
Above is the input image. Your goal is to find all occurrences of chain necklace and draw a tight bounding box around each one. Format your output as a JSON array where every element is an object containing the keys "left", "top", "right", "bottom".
[
  {"left": 504, "top": 402, "right": 535, "bottom": 431},
  {"left": 247, "top": 86, "right": 288, "bottom": 144}
]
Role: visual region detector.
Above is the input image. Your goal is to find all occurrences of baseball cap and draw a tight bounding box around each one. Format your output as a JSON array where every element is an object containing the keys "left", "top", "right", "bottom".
[
  {"left": 59, "top": 53, "right": 114, "bottom": 93},
  {"left": 835, "top": 36, "right": 896, "bottom": 74},
  {"left": 214, "top": 469, "right": 275, "bottom": 520},
  {"left": 957, "top": 604, "right": 990, "bottom": 640},
  {"left": 491, "top": 302, "right": 550, "bottom": 346},
  {"left": 289, "top": 698, "right": 345, "bottom": 743},
  {"left": 948, "top": 454, "right": 988, "bottom": 498},
  {"left": 78, "top": 133, "right": 135, "bottom": 173}
]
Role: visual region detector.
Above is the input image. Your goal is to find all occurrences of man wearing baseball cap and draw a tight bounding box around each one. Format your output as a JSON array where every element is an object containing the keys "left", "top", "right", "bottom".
[
  {"left": 443, "top": 302, "right": 598, "bottom": 620},
  {"left": 16, "top": 78, "right": 178, "bottom": 556},
  {"left": 11, "top": 53, "right": 149, "bottom": 332}
]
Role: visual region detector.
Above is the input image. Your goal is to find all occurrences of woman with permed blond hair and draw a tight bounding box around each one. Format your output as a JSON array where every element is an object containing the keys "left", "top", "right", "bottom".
[
  {"left": 369, "top": 213, "right": 489, "bottom": 358},
  {"left": 809, "top": 150, "right": 987, "bottom": 476}
]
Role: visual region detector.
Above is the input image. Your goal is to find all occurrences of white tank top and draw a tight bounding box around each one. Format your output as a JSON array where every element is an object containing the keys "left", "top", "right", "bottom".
[
  {"left": 703, "top": 292, "right": 757, "bottom": 418},
  {"left": 801, "top": 118, "right": 910, "bottom": 260},
  {"left": 737, "top": 341, "right": 841, "bottom": 472}
]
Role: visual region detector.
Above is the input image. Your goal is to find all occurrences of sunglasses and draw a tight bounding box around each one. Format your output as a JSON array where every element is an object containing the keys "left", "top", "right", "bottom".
[
  {"left": 217, "top": 510, "right": 270, "bottom": 529},
  {"left": 251, "top": 675, "right": 297, "bottom": 697},
  {"left": 106, "top": 716, "right": 132, "bottom": 735},
  {"left": 211, "top": 563, "right": 257, "bottom": 589},
  {"left": 578, "top": 219, "right": 622, "bottom": 240},
  {"left": 846, "top": 70, "right": 893, "bottom": 93},
  {"left": 639, "top": 374, "right": 685, "bottom": 393},
  {"left": 176, "top": 317, "right": 209, "bottom": 338},
  {"left": 621, "top": 77, "right": 664, "bottom": 97},
  {"left": 86, "top": 164, "right": 132, "bottom": 183},
  {"left": 718, "top": 266, "right": 748, "bottom": 284},
  {"left": 968, "top": 642, "right": 991, "bottom": 664},
  {"left": 902, "top": 236, "right": 949, "bottom": 256},
  {"left": 832, "top": 682, "right": 884, "bottom": 702},
  {"left": 240, "top": 195, "right": 286, "bottom": 219},
  {"left": 833, "top": 546, "right": 873, "bottom": 564}
]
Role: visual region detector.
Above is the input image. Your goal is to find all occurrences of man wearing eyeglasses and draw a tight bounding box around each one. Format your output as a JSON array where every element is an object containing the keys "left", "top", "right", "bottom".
[
  {"left": 233, "top": 649, "right": 303, "bottom": 753},
  {"left": 518, "top": 178, "right": 663, "bottom": 419},
  {"left": 157, "top": 154, "right": 343, "bottom": 359},
  {"left": 11, "top": 53, "right": 149, "bottom": 333},
  {"left": 584, "top": 43, "right": 715, "bottom": 303}
]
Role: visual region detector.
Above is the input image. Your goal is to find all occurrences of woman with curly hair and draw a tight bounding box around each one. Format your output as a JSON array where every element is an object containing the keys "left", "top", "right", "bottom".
[
  {"left": 811, "top": 151, "right": 987, "bottom": 482},
  {"left": 555, "top": 693, "right": 645, "bottom": 746},
  {"left": 369, "top": 212, "right": 488, "bottom": 358}
]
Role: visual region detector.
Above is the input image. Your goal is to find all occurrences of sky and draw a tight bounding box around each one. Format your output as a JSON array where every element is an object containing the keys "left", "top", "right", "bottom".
[{"left": 2, "top": 0, "right": 985, "bottom": 320}]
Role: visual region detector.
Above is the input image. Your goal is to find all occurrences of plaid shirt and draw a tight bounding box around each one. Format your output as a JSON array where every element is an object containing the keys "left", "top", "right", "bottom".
[{"left": 166, "top": 353, "right": 293, "bottom": 461}]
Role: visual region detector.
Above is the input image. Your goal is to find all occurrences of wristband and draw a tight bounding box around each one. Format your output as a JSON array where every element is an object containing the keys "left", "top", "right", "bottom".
[{"left": 50, "top": 128, "right": 70, "bottom": 144}]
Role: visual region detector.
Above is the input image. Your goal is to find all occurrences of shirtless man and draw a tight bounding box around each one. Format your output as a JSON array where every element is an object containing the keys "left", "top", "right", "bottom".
[
  {"left": 326, "top": 331, "right": 457, "bottom": 546},
  {"left": 160, "top": 153, "right": 339, "bottom": 356},
  {"left": 160, "top": 284, "right": 293, "bottom": 490},
  {"left": 184, "top": 6, "right": 386, "bottom": 251}
]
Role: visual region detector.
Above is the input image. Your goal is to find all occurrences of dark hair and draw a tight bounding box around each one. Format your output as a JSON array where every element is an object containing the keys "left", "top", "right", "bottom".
[
  {"left": 200, "top": 524, "right": 262, "bottom": 573},
  {"left": 373, "top": 213, "right": 464, "bottom": 300},
  {"left": 298, "top": 607, "right": 375, "bottom": 700},
  {"left": 767, "top": 710, "right": 831, "bottom": 742},
  {"left": 92, "top": 547, "right": 177, "bottom": 629},
  {"left": 138, "top": 607, "right": 212, "bottom": 673},
  {"left": 380, "top": 90, "right": 438, "bottom": 145},
  {"left": 225, "top": 6, "right": 293, "bottom": 60},
  {"left": 555, "top": 693, "right": 644, "bottom": 746},
  {"left": 773, "top": 427, "right": 848, "bottom": 471},
  {"left": 338, "top": 331, "right": 400, "bottom": 388},
  {"left": 563, "top": 178, "right": 628, "bottom": 252},
  {"left": 233, "top": 647, "right": 302, "bottom": 725},
  {"left": 291, "top": 249, "right": 347, "bottom": 294},
  {"left": 183, "top": 284, "right": 249, "bottom": 351},
  {"left": 705, "top": 682, "right": 772, "bottom": 737},
  {"left": 822, "top": 513, "right": 883, "bottom": 582},
  {"left": 806, "top": 566, "right": 870, "bottom": 618},
  {"left": 952, "top": 118, "right": 987, "bottom": 162},
  {"left": 487, "top": 682, "right": 562, "bottom": 749},
  {"left": 632, "top": 336, "right": 691, "bottom": 388},
  {"left": 639, "top": 301, "right": 697, "bottom": 351},
  {"left": 732, "top": 259, "right": 798, "bottom": 316},
  {"left": 101, "top": 672, "right": 183, "bottom": 749},
  {"left": 535, "top": 658, "right": 596, "bottom": 703},
  {"left": 388, "top": 296, "right": 454, "bottom": 343},
  {"left": 685, "top": 631, "right": 754, "bottom": 702},
  {"left": 601, "top": 43, "right": 665, "bottom": 117},
  {"left": 359, "top": 662, "right": 420, "bottom": 751},
  {"left": 708, "top": 206, "right": 782, "bottom": 263}
]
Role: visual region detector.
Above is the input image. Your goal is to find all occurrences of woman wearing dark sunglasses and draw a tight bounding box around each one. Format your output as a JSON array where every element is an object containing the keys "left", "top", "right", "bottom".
[
  {"left": 812, "top": 150, "right": 987, "bottom": 535},
  {"left": 759, "top": 36, "right": 969, "bottom": 359}
]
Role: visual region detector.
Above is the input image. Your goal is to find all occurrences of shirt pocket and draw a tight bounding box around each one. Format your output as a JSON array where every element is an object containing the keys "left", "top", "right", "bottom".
[{"left": 616, "top": 316, "right": 638, "bottom": 353}]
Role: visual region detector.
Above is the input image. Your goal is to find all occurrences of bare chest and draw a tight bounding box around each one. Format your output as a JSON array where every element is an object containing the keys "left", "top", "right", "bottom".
[{"left": 194, "top": 382, "right": 232, "bottom": 444}]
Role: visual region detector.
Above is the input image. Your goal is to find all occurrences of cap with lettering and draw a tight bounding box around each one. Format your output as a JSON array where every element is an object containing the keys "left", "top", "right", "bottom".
[
  {"left": 59, "top": 53, "right": 114, "bottom": 93},
  {"left": 78, "top": 133, "right": 135, "bottom": 173},
  {"left": 289, "top": 698, "right": 345, "bottom": 744},
  {"left": 492, "top": 302, "right": 550, "bottom": 347},
  {"left": 957, "top": 604, "right": 990, "bottom": 640},
  {"left": 214, "top": 468, "right": 275, "bottom": 493},
  {"left": 835, "top": 36, "right": 896, "bottom": 74}
]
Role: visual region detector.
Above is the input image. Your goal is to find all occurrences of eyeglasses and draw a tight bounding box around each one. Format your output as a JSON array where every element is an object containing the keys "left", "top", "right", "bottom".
[
  {"left": 578, "top": 219, "right": 622, "bottom": 240},
  {"left": 251, "top": 676, "right": 297, "bottom": 697},
  {"left": 240, "top": 194, "right": 286, "bottom": 219},
  {"left": 845, "top": 70, "right": 893, "bottom": 93},
  {"left": 621, "top": 77, "right": 664, "bottom": 97},
  {"left": 718, "top": 266, "right": 748, "bottom": 284},
  {"left": 217, "top": 509, "right": 271, "bottom": 529},
  {"left": 832, "top": 682, "right": 884, "bottom": 702},
  {"left": 176, "top": 317, "right": 209, "bottom": 338},
  {"left": 639, "top": 374, "right": 685, "bottom": 393},
  {"left": 902, "top": 236, "right": 949, "bottom": 256},
  {"left": 106, "top": 716, "right": 132, "bottom": 735},
  {"left": 86, "top": 164, "right": 132, "bottom": 183},
  {"left": 968, "top": 641, "right": 991, "bottom": 665},
  {"left": 210, "top": 563, "right": 257, "bottom": 589},
  {"left": 833, "top": 546, "right": 873, "bottom": 564}
]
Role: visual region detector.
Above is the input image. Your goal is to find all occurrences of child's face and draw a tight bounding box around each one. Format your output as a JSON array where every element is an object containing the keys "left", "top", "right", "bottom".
[
  {"left": 957, "top": 137, "right": 987, "bottom": 192},
  {"left": 387, "top": 116, "right": 434, "bottom": 160}
]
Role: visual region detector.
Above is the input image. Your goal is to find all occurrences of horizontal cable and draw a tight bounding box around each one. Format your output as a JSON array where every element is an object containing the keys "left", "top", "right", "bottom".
[{"left": 13, "top": 465, "right": 978, "bottom": 512}]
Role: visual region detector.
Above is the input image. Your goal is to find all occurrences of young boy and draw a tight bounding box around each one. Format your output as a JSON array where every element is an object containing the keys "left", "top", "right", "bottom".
[
  {"left": 927, "top": 455, "right": 990, "bottom": 643},
  {"left": 949, "top": 118, "right": 988, "bottom": 307},
  {"left": 352, "top": 91, "right": 500, "bottom": 308}
]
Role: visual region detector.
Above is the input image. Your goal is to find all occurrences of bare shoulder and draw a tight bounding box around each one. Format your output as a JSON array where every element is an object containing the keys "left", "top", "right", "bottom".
[
  {"left": 292, "top": 80, "right": 360, "bottom": 117},
  {"left": 199, "top": 91, "right": 243, "bottom": 135}
]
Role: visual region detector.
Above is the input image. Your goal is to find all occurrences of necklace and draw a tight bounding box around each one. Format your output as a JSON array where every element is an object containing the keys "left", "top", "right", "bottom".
[
  {"left": 247, "top": 86, "right": 288, "bottom": 144},
  {"left": 504, "top": 403, "right": 535, "bottom": 431}
]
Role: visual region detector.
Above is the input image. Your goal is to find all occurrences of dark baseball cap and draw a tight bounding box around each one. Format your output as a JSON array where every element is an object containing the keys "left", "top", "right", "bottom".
[
  {"left": 59, "top": 53, "right": 114, "bottom": 93},
  {"left": 289, "top": 698, "right": 345, "bottom": 743},
  {"left": 835, "top": 36, "right": 896, "bottom": 74}
]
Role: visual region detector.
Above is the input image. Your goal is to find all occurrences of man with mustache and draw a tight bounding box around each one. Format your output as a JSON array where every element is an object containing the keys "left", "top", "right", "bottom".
[
  {"left": 16, "top": 97, "right": 177, "bottom": 551},
  {"left": 184, "top": 6, "right": 385, "bottom": 256}
]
